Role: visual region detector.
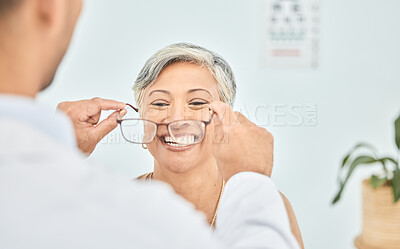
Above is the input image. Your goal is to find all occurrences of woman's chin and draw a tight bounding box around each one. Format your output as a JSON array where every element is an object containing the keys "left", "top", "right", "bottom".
[
  {"left": 156, "top": 143, "right": 200, "bottom": 173},
  {"left": 155, "top": 154, "right": 199, "bottom": 173},
  {"left": 162, "top": 162, "right": 195, "bottom": 174},
  {"left": 149, "top": 139, "right": 210, "bottom": 173}
]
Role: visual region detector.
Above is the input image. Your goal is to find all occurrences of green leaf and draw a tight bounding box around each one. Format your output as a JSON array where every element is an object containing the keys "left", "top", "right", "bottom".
[
  {"left": 370, "top": 175, "right": 386, "bottom": 189},
  {"left": 344, "top": 156, "right": 377, "bottom": 183},
  {"left": 377, "top": 157, "right": 398, "bottom": 165},
  {"left": 395, "top": 115, "right": 400, "bottom": 150},
  {"left": 341, "top": 155, "right": 351, "bottom": 168},
  {"left": 332, "top": 186, "right": 343, "bottom": 204},
  {"left": 332, "top": 155, "right": 377, "bottom": 205},
  {"left": 341, "top": 143, "right": 378, "bottom": 168},
  {"left": 392, "top": 169, "right": 400, "bottom": 203}
]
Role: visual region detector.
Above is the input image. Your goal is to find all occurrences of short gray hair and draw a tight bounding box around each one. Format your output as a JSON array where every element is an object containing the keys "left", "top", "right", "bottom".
[{"left": 133, "top": 43, "right": 236, "bottom": 108}]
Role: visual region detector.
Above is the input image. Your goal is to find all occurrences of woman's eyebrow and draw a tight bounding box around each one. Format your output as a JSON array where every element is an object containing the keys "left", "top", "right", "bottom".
[
  {"left": 148, "top": 90, "right": 170, "bottom": 97},
  {"left": 187, "top": 88, "right": 213, "bottom": 98}
]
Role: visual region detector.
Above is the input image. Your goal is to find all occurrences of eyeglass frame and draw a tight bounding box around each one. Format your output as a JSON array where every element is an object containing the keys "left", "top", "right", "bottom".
[{"left": 116, "top": 103, "right": 214, "bottom": 144}]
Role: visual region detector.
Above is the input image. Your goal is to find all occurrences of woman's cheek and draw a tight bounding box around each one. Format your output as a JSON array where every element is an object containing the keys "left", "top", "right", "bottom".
[{"left": 146, "top": 141, "right": 158, "bottom": 160}]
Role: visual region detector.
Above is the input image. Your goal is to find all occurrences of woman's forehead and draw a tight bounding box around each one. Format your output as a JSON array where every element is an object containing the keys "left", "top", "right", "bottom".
[
  {"left": 147, "top": 88, "right": 215, "bottom": 100},
  {"left": 144, "top": 63, "right": 219, "bottom": 97}
]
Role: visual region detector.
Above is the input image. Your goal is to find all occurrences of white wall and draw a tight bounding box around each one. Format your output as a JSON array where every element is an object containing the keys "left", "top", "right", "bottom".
[{"left": 38, "top": 0, "right": 400, "bottom": 248}]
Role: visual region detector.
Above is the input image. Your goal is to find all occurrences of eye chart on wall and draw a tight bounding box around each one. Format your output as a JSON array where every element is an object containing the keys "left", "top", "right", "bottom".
[{"left": 261, "top": 0, "right": 321, "bottom": 68}]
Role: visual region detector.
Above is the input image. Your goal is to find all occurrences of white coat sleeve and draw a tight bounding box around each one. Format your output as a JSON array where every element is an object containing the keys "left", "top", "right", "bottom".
[{"left": 214, "top": 172, "right": 300, "bottom": 249}]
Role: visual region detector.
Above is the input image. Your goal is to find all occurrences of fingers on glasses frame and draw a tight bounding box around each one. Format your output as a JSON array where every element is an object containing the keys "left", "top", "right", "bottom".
[{"left": 116, "top": 103, "right": 214, "bottom": 144}]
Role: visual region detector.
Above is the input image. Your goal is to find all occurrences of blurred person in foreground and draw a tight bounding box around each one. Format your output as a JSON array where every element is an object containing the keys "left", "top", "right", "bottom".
[{"left": 0, "top": 0, "right": 300, "bottom": 249}]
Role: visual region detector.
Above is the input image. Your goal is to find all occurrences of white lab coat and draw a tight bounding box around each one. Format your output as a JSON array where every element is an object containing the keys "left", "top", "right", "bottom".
[{"left": 0, "top": 95, "right": 300, "bottom": 249}]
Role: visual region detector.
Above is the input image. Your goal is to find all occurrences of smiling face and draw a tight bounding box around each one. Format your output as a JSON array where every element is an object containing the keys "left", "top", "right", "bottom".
[{"left": 141, "top": 62, "right": 220, "bottom": 173}]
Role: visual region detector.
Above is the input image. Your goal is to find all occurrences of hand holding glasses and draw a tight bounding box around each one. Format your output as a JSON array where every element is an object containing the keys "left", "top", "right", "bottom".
[{"left": 117, "top": 103, "right": 214, "bottom": 146}]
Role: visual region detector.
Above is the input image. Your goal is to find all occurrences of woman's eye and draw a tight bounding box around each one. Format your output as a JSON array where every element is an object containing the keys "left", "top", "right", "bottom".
[
  {"left": 189, "top": 101, "right": 208, "bottom": 106},
  {"left": 151, "top": 102, "right": 169, "bottom": 107}
]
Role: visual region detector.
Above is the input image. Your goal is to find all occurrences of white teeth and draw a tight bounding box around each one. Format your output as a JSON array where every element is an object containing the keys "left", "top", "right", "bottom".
[
  {"left": 164, "top": 136, "right": 176, "bottom": 143},
  {"left": 175, "top": 135, "right": 195, "bottom": 145},
  {"left": 164, "top": 135, "right": 195, "bottom": 146},
  {"left": 167, "top": 143, "right": 187, "bottom": 147}
]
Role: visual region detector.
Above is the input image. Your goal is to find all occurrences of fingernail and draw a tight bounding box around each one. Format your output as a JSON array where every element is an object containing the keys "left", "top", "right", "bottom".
[{"left": 120, "top": 109, "right": 127, "bottom": 117}]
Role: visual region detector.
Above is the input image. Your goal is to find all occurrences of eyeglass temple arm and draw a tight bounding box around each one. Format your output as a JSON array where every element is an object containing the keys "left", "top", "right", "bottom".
[
  {"left": 116, "top": 103, "right": 139, "bottom": 124},
  {"left": 126, "top": 103, "right": 139, "bottom": 112}
]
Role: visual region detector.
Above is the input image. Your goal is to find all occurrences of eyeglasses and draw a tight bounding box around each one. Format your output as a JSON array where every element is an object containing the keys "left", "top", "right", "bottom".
[{"left": 117, "top": 103, "right": 213, "bottom": 146}]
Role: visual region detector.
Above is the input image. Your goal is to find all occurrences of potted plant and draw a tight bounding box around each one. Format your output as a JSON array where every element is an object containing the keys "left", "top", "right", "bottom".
[{"left": 332, "top": 115, "right": 400, "bottom": 249}]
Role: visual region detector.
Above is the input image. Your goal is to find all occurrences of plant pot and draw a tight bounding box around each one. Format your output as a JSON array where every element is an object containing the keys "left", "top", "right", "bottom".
[{"left": 355, "top": 179, "right": 400, "bottom": 249}]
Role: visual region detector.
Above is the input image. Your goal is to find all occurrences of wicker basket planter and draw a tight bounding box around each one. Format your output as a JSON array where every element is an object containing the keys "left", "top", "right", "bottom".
[{"left": 355, "top": 179, "right": 400, "bottom": 249}]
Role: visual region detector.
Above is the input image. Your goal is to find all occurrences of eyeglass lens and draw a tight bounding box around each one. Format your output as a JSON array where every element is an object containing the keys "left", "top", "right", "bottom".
[{"left": 119, "top": 105, "right": 212, "bottom": 145}]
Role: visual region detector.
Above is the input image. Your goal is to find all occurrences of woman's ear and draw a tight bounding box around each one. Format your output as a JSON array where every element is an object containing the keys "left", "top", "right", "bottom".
[{"left": 35, "top": 0, "right": 67, "bottom": 36}]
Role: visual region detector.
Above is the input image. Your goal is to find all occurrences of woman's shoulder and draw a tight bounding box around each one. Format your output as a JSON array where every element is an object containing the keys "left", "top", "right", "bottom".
[{"left": 136, "top": 172, "right": 154, "bottom": 181}]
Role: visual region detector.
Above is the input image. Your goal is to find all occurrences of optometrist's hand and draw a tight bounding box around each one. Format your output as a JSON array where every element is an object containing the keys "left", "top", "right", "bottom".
[
  {"left": 57, "top": 98, "right": 126, "bottom": 155},
  {"left": 210, "top": 101, "right": 274, "bottom": 180}
]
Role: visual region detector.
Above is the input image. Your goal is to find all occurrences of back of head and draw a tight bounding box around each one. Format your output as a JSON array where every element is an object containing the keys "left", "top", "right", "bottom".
[
  {"left": 0, "top": 0, "right": 82, "bottom": 97},
  {"left": 0, "top": 0, "right": 22, "bottom": 18}
]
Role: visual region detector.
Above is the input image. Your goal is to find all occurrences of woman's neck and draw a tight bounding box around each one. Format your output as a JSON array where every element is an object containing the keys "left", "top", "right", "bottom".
[{"left": 153, "top": 158, "right": 223, "bottom": 224}]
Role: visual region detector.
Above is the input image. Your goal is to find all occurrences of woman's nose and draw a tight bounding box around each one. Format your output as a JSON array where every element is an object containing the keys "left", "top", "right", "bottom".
[
  {"left": 164, "top": 106, "right": 185, "bottom": 123},
  {"left": 164, "top": 104, "right": 198, "bottom": 123}
]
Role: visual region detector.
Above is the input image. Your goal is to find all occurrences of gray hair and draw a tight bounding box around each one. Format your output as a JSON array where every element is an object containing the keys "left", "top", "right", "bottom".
[{"left": 133, "top": 43, "right": 236, "bottom": 108}]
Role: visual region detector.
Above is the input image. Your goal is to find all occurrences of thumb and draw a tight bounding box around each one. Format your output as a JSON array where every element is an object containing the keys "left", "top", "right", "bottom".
[
  {"left": 212, "top": 113, "right": 224, "bottom": 143},
  {"left": 93, "top": 110, "right": 124, "bottom": 143},
  {"left": 210, "top": 101, "right": 236, "bottom": 144}
]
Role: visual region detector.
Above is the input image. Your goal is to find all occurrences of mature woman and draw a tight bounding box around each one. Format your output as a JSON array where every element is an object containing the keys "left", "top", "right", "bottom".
[{"left": 120, "top": 43, "right": 303, "bottom": 247}]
